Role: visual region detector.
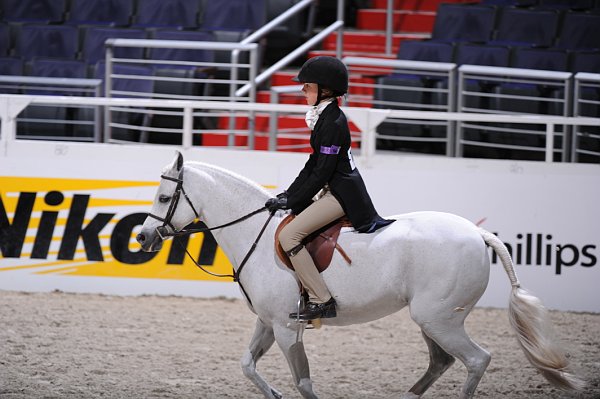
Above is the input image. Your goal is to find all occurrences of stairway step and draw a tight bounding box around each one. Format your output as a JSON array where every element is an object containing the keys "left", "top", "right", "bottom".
[
  {"left": 270, "top": 71, "right": 298, "bottom": 87},
  {"left": 308, "top": 49, "right": 397, "bottom": 59},
  {"left": 322, "top": 31, "right": 428, "bottom": 54},
  {"left": 370, "top": 0, "right": 473, "bottom": 11},
  {"left": 203, "top": 114, "right": 312, "bottom": 152},
  {"left": 257, "top": 90, "right": 305, "bottom": 104},
  {"left": 356, "top": 9, "right": 435, "bottom": 32}
]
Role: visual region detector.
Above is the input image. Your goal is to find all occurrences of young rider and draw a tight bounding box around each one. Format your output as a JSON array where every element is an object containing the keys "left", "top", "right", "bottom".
[{"left": 265, "top": 56, "right": 394, "bottom": 321}]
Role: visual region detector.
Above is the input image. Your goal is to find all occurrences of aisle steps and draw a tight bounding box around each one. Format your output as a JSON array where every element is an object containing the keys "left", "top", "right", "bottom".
[{"left": 356, "top": 9, "right": 436, "bottom": 32}]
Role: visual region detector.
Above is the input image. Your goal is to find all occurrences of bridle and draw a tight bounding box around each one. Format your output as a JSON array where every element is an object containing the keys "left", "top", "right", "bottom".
[
  {"left": 145, "top": 167, "right": 273, "bottom": 307},
  {"left": 147, "top": 169, "right": 200, "bottom": 240}
]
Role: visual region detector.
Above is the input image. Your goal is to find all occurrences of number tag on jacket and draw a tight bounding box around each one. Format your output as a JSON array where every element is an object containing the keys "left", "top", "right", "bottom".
[{"left": 348, "top": 148, "right": 356, "bottom": 170}]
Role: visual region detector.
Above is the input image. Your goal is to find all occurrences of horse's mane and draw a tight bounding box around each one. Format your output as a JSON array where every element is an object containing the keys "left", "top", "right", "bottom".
[{"left": 185, "top": 161, "right": 272, "bottom": 198}]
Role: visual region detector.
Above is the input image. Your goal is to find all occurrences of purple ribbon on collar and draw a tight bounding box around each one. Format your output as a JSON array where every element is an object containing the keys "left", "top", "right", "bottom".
[{"left": 320, "top": 145, "right": 340, "bottom": 155}]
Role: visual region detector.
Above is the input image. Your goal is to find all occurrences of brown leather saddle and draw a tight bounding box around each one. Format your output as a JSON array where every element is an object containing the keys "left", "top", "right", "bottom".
[{"left": 275, "top": 215, "right": 352, "bottom": 272}]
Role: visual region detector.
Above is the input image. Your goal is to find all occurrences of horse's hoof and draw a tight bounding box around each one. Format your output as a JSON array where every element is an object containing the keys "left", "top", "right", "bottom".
[{"left": 271, "top": 388, "right": 283, "bottom": 399}]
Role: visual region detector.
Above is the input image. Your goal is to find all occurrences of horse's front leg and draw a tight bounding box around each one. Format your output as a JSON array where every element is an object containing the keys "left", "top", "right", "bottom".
[
  {"left": 241, "top": 318, "right": 282, "bottom": 399},
  {"left": 273, "top": 323, "right": 318, "bottom": 399}
]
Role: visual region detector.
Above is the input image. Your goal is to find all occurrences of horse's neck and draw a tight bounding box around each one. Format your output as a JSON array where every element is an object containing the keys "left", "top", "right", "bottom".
[{"left": 186, "top": 164, "right": 275, "bottom": 269}]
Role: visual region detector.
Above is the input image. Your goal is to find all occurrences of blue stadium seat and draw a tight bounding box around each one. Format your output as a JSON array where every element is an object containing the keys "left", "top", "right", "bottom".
[
  {"left": 82, "top": 27, "right": 147, "bottom": 64},
  {"left": 94, "top": 62, "right": 153, "bottom": 97},
  {"left": 149, "top": 30, "right": 215, "bottom": 69},
  {"left": 373, "top": 41, "right": 455, "bottom": 155},
  {"left": 555, "top": 12, "right": 600, "bottom": 50},
  {"left": 94, "top": 62, "right": 154, "bottom": 142},
  {"left": 492, "top": 8, "right": 560, "bottom": 48},
  {"left": 0, "top": 57, "right": 24, "bottom": 94},
  {"left": 0, "top": 24, "right": 9, "bottom": 56},
  {"left": 133, "top": 0, "right": 200, "bottom": 28},
  {"left": 480, "top": 0, "right": 537, "bottom": 5},
  {"left": 454, "top": 42, "right": 510, "bottom": 112},
  {"left": 15, "top": 24, "right": 78, "bottom": 60},
  {"left": 454, "top": 44, "right": 514, "bottom": 159},
  {"left": 395, "top": 40, "right": 454, "bottom": 109},
  {"left": 570, "top": 50, "right": 600, "bottom": 72},
  {"left": 431, "top": 4, "right": 497, "bottom": 43},
  {"left": 20, "top": 59, "right": 91, "bottom": 137},
  {"left": 397, "top": 40, "right": 454, "bottom": 62},
  {"left": 512, "top": 47, "right": 569, "bottom": 71},
  {"left": 455, "top": 43, "right": 510, "bottom": 67},
  {"left": 2, "top": 0, "right": 66, "bottom": 23},
  {"left": 201, "top": 0, "right": 266, "bottom": 31},
  {"left": 537, "top": 0, "right": 595, "bottom": 10},
  {"left": 31, "top": 58, "right": 87, "bottom": 78},
  {"left": 0, "top": 57, "right": 23, "bottom": 75},
  {"left": 67, "top": 0, "right": 133, "bottom": 26},
  {"left": 487, "top": 48, "right": 571, "bottom": 161}
]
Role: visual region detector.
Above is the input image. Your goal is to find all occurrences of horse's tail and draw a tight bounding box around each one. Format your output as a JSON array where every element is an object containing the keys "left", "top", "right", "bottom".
[{"left": 478, "top": 228, "right": 585, "bottom": 391}]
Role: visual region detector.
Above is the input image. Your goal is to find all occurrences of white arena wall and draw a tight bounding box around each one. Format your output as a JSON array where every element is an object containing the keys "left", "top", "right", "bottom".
[{"left": 1, "top": 139, "right": 599, "bottom": 312}]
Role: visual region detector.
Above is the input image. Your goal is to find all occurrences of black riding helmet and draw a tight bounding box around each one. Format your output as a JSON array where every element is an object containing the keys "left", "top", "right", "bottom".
[{"left": 292, "top": 56, "right": 349, "bottom": 98}]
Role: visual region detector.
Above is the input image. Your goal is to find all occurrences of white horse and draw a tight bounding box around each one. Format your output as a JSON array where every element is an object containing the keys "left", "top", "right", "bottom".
[{"left": 137, "top": 152, "right": 582, "bottom": 399}]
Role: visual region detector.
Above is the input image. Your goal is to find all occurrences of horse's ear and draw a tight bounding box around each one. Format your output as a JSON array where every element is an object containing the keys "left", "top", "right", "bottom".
[{"left": 173, "top": 151, "right": 183, "bottom": 172}]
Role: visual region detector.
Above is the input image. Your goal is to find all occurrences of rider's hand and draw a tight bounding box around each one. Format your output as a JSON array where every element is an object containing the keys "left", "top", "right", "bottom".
[{"left": 265, "top": 193, "right": 288, "bottom": 212}]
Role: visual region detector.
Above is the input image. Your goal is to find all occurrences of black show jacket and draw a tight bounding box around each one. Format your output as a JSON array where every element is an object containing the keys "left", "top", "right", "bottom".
[{"left": 286, "top": 101, "right": 393, "bottom": 233}]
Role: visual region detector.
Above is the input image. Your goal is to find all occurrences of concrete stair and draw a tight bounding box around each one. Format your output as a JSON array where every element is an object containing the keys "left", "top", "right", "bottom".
[{"left": 356, "top": 9, "right": 436, "bottom": 32}]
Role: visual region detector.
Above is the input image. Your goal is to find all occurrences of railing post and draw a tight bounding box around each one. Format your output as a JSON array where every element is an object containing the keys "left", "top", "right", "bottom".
[
  {"left": 336, "top": 0, "right": 345, "bottom": 59},
  {"left": 228, "top": 49, "right": 240, "bottom": 147},
  {"left": 93, "top": 84, "right": 102, "bottom": 143},
  {"left": 455, "top": 67, "right": 465, "bottom": 157},
  {"left": 385, "top": 0, "right": 393, "bottom": 56},
  {"left": 247, "top": 47, "right": 258, "bottom": 150},
  {"left": 563, "top": 74, "right": 572, "bottom": 162},
  {"left": 104, "top": 45, "right": 113, "bottom": 142},
  {"left": 182, "top": 106, "right": 193, "bottom": 149},
  {"left": 572, "top": 77, "right": 581, "bottom": 162},
  {"left": 446, "top": 66, "right": 456, "bottom": 157},
  {"left": 269, "top": 90, "right": 280, "bottom": 151},
  {"left": 545, "top": 123, "right": 554, "bottom": 162}
]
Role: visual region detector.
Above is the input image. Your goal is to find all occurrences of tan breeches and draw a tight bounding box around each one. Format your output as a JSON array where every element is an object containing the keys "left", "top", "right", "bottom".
[{"left": 278, "top": 190, "right": 345, "bottom": 303}]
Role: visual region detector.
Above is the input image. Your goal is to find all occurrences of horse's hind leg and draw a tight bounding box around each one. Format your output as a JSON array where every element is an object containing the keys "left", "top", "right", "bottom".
[
  {"left": 273, "top": 323, "right": 318, "bottom": 399},
  {"left": 406, "top": 330, "right": 456, "bottom": 397},
  {"left": 241, "top": 318, "right": 282, "bottom": 399},
  {"left": 419, "top": 321, "right": 491, "bottom": 399}
]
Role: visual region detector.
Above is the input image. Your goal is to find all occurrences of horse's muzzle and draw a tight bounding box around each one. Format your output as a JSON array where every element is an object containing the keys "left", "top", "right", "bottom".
[{"left": 136, "top": 232, "right": 163, "bottom": 252}]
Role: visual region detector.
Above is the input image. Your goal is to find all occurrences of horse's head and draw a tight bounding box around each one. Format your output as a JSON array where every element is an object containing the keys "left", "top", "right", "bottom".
[{"left": 137, "top": 151, "right": 200, "bottom": 252}]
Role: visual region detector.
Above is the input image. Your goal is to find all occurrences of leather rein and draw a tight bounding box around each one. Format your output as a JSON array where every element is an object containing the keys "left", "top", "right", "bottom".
[{"left": 146, "top": 169, "right": 274, "bottom": 306}]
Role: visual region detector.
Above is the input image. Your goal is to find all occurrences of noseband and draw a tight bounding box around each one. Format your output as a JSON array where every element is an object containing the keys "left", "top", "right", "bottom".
[{"left": 147, "top": 169, "right": 200, "bottom": 239}]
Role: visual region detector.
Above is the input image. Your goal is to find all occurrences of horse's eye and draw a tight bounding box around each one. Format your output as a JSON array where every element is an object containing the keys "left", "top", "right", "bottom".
[{"left": 159, "top": 194, "right": 171, "bottom": 203}]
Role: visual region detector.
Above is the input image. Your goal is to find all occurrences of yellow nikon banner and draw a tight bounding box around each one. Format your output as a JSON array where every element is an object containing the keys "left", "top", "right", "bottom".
[{"left": 0, "top": 175, "right": 233, "bottom": 280}]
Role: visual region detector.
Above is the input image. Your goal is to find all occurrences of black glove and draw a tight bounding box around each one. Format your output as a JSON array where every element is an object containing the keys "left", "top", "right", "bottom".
[{"left": 265, "top": 192, "right": 288, "bottom": 213}]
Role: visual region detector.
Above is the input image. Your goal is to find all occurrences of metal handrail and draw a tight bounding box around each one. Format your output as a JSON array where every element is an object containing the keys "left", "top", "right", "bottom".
[
  {"left": 2, "top": 95, "right": 599, "bottom": 163},
  {"left": 235, "top": 20, "right": 345, "bottom": 97}
]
